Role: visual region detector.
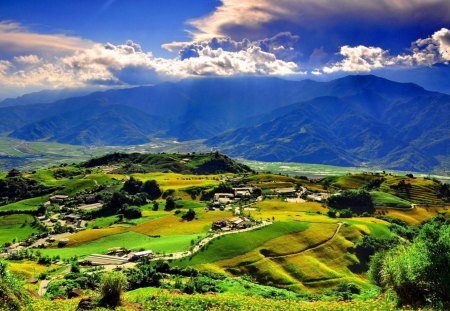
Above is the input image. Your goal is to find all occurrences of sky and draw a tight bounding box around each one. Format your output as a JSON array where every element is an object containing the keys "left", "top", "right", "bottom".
[{"left": 0, "top": 0, "right": 449, "bottom": 98}]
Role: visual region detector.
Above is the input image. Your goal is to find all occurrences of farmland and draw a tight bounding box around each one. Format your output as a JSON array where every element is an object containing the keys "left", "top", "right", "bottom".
[{"left": 0, "top": 152, "right": 448, "bottom": 310}]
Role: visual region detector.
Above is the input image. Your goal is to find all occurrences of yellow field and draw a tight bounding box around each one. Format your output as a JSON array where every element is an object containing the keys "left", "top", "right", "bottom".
[
  {"left": 9, "top": 260, "right": 57, "bottom": 279},
  {"left": 376, "top": 205, "right": 449, "bottom": 224},
  {"left": 132, "top": 172, "right": 220, "bottom": 190},
  {"left": 65, "top": 227, "right": 126, "bottom": 246},
  {"left": 198, "top": 222, "right": 371, "bottom": 291},
  {"left": 250, "top": 199, "right": 333, "bottom": 222},
  {"left": 131, "top": 210, "right": 230, "bottom": 236}
]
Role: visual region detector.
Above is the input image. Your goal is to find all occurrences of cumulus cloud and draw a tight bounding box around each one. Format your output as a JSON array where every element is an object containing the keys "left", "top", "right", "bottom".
[
  {"left": 0, "top": 36, "right": 298, "bottom": 90},
  {"left": 323, "top": 28, "right": 450, "bottom": 73},
  {"left": 164, "top": 32, "right": 301, "bottom": 62},
  {"left": 13, "top": 54, "right": 42, "bottom": 64}
]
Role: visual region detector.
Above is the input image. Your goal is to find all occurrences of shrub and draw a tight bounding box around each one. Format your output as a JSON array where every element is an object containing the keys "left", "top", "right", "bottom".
[
  {"left": 99, "top": 271, "right": 128, "bottom": 307},
  {"left": 182, "top": 209, "right": 196, "bottom": 221},
  {"left": 379, "top": 217, "right": 450, "bottom": 307}
]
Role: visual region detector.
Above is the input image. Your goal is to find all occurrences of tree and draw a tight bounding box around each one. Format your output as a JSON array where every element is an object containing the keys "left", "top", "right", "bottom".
[
  {"left": 108, "top": 191, "right": 128, "bottom": 210},
  {"left": 164, "top": 197, "right": 176, "bottom": 211},
  {"left": 182, "top": 209, "right": 196, "bottom": 221},
  {"left": 378, "top": 217, "right": 450, "bottom": 307},
  {"left": 152, "top": 201, "right": 159, "bottom": 211},
  {"left": 122, "top": 177, "right": 143, "bottom": 195},
  {"left": 327, "top": 190, "right": 374, "bottom": 215},
  {"left": 143, "top": 180, "right": 162, "bottom": 200},
  {"left": 99, "top": 271, "right": 127, "bottom": 307}
]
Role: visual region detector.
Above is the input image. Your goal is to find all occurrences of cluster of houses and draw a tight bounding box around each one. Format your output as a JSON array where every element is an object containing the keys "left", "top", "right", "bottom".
[
  {"left": 211, "top": 187, "right": 255, "bottom": 207},
  {"left": 212, "top": 216, "right": 252, "bottom": 231}
]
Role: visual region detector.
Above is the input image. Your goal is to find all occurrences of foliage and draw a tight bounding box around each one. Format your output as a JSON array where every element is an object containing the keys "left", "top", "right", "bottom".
[
  {"left": 379, "top": 216, "right": 450, "bottom": 307},
  {"left": 99, "top": 271, "right": 128, "bottom": 307},
  {"left": 165, "top": 197, "right": 176, "bottom": 211},
  {"left": 143, "top": 180, "right": 162, "bottom": 200},
  {"left": 0, "top": 259, "right": 29, "bottom": 311},
  {"left": 182, "top": 208, "right": 196, "bottom": 221},
  {"left": 327, "top": 189, "right": 374, "bottom": 215},
  {"left": 0, "top": 176, "right": 58, "bottom": 206}
]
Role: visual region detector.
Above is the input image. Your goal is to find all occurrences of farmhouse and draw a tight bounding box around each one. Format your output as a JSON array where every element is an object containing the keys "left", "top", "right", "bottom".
[
  {"left": 130, "top": 250, "right": 154, "bottom": 261},
  {"left": 212, "top": 216, "right": 252, "bottom": 231},
  {"left": 233, "top": 187, "right": 253, "bottom": 198},
  {"left": 274, "top": 188, "right": 297, "bottom": 197},
  {"left": 213, "top": 193, "right": 235, "bottom": 204},
  {"left": 307, "top": 192, "right": 330, "bottom": 202},
  {"left": 77, "top": 202, "right": 103, "bottom": 210},
  {"left": 49, "top": 195, "right": 69, "bottom": 203},
  {"left": 83, "top": 254, "right": 128, "bottom": 266},
  {"left": 63, "top": 214, "right": 81, "bottom": 222}
]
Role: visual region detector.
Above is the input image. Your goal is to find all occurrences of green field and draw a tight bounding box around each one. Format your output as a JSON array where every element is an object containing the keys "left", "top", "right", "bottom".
[
  {"left": 370, "top": 191, "right": 411, "bottom": 208},
  {"left": 39, "top": 231, "right": 204, "bottom": 259},
  {"left": 177, "top": 222, "right": 309, "bottom": 266},
  {"left": 0, "top": 196, "right": 47, "bottom": 212},
  {"left": 0, "top": 214, "right": 37, "bottom": 245}
]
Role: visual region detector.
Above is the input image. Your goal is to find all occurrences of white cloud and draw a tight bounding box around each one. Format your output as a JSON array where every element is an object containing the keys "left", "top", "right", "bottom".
[
  {"left": 0, "top": 21, "right": 94, "bottom": 55},
  {"left": 188, "top": 0, "right": 450, "bottom": 41},
  {"left": 322, "top": 28, "right": 450, "bottom": 73},
  {"left": 13, "top": 54, "right": 42, "bottom": 64},
  {"left": 0, "top": 37, "right": 299, "bottom": 90}
]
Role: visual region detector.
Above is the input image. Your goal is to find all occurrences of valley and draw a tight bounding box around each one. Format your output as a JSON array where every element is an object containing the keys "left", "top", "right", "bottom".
[{"left": 0, "top": 152, "right": 448, "bottom": 310}]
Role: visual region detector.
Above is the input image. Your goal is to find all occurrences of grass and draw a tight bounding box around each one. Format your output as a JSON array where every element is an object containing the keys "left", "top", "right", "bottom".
[
  {"left": 132, "top": 172, "right": 220, "bottom": 190},
  {"left": 0, "top": 196, "right": 47, "bottom": 212},
  {"left": 39, "top": 231, "right": 203, "bottom": 259},
  {"left": 8, "top": 260, "right": 57, "bottom": 280},
  {"left": 65, "top": 227, "right": 126, "bottom": 246},
  {"left": 131, "top": 210, "right": 231, "bottom": 236},
  {"left": 370, "top": 191, "right": 411, "bottom": 208},
  {"left": 176, "top": 222, "right": 309, "bottom": 266},
  {"left": 0, "top": 214, "right": 38, "bottom": 245},
  {"left": 376, "top": 206, "right": 449, "bottom": 224}
]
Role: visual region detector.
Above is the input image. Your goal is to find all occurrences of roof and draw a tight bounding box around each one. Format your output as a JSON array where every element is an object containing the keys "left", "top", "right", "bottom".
[
  {"left": 132, "top": 250, "right": 154, "bottom": 256},
  {"left": 84, "top": 254, "right": 128, "bottom": 265}
]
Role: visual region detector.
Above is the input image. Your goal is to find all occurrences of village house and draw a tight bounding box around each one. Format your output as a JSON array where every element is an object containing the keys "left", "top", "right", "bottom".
[
  {"left": 49, "top": 195, "right": 69, "bottom": 203},
  {"left": 232, "top": 187, "right": 253, "bottom": 198},
  {"left": 212, "top": 216, "right": 252, "bottom": 231},
  {"left": 213, "top": 193, "right": 235, "bottom": 204}
]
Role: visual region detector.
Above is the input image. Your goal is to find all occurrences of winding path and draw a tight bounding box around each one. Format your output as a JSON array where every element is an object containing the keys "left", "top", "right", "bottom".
[{"left": 151, "top": 221, "right": 273, "bottom": 261}]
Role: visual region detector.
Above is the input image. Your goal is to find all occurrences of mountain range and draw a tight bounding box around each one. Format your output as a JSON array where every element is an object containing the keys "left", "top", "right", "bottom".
[{"left": 0, "top": 75, "right": 448, "bottom": 172}]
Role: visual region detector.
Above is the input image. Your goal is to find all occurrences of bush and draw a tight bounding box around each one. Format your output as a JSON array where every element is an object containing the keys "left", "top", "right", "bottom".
[
  {"left": 99, "top": 271, "right": 128, "bottom": 307},
  {"left": 122, "top": 206, "right": 142, "bottom": 219},
  {"left": 182, "top": 209, "right": 196, "bottom": 221},
  {"left": 143, "top": 180, "right": 162, "bottom": 200},
  {"left": 165, "top": 197, "right": 176, "bottom": 211},
  {"left": 379, "top": 217, "right": 450, "bottom": 307},
  {"left": 0, "top": 259, "right": 28, "bottom": 311}
]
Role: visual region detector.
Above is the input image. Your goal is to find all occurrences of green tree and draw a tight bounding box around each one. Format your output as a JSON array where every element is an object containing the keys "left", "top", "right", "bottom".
[
  {"left": 122, "top": 177, "right": 143, "bottom": 195},
  {"left": 143, "top": 180, "right": 162, "bottom": 200},
  {"left": 164, "top": 197, "right": 176, "bottom": 211},
  {"left": 182, "top": 209, "right": 196, "bottom": 221}
]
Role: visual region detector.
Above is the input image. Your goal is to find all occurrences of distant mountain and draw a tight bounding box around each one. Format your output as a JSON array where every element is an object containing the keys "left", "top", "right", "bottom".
[
  {"left": 207, "top": 77, "right": 450, "bottom": 171},
  {"left": 0, "top": 75, "right": 448, "bottom": 171},
  {"left": 0, "top": 87, "right": 102, "bottom": 108},
  {"left": 9, "top": 104, "right": 163, "bottom": 145}
]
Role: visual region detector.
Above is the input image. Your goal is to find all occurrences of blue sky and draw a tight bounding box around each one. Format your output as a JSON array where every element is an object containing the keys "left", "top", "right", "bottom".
[{"left": 0, "top": 0, "right": 449, "bottom": 98}]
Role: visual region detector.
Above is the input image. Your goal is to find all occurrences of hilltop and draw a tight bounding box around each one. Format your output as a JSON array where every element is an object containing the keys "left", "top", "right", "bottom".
[{"left": 80, "top": 152, "right": 253, "bottom": 174}]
